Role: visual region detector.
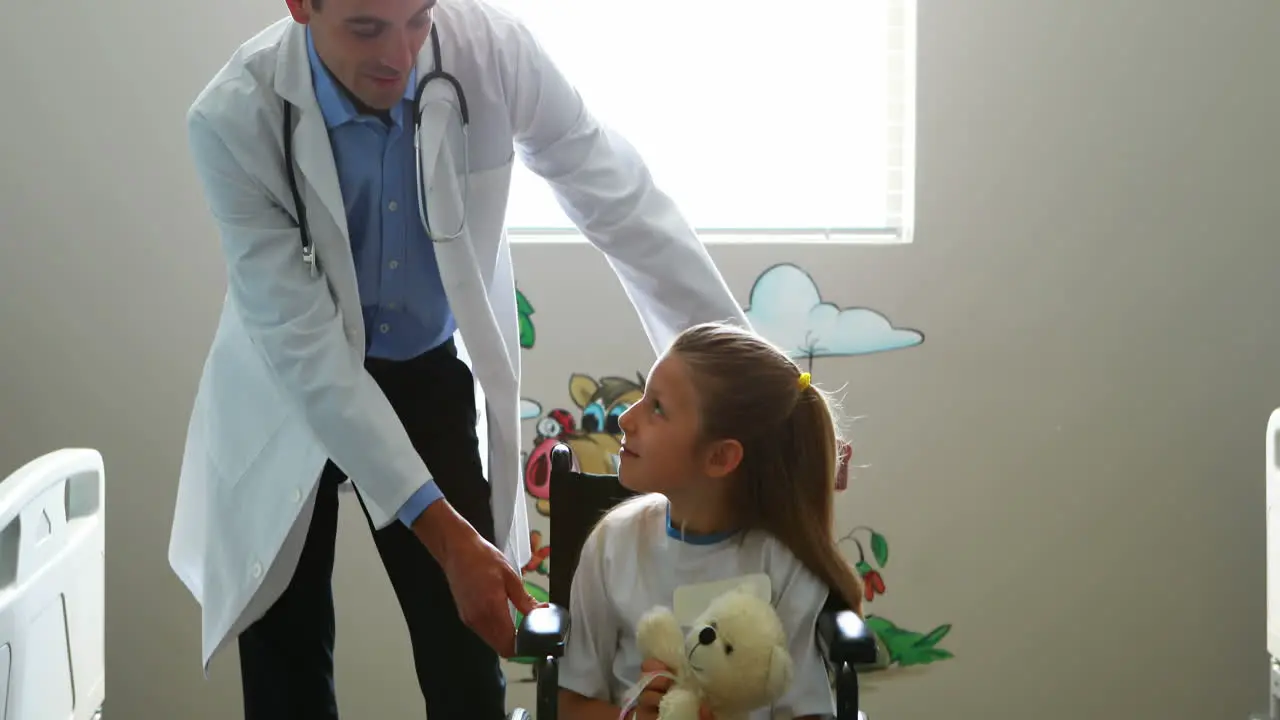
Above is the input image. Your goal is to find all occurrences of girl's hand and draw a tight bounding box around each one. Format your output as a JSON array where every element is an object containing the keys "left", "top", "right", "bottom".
[
  {"left": 633, "top": 659, "right": 673, "bottom": 720},
  {"left": 633, "top": 660, "right": 715, "bottom": 720}
]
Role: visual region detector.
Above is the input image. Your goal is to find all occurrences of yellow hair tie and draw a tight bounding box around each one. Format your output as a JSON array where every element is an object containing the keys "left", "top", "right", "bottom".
[{"left": 797, "top": 372, "right": 811, "bottom": 391}]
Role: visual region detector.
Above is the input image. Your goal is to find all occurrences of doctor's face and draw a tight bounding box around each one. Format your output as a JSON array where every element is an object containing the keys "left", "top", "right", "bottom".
[{"left": 287, "top": 0, "right": 435, "bottom": 111}]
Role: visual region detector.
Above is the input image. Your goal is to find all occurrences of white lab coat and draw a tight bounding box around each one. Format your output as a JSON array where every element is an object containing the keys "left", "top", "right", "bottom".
[{"left": 168, "top": 0, "right": 749, "bottom": 671}]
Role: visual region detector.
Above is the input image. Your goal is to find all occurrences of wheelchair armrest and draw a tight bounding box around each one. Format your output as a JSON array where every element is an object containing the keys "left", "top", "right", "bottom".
[
  {"left": 515, "top": 604, "right": 570, "bottom": 659},
  {"left": 816, "top": 609, "right": 878, "bottom": 666}
]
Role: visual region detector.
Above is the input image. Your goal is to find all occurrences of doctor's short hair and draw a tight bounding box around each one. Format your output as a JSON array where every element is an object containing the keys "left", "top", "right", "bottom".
[{"left": 668, "top": 321, "right": 865, "bottom": 615}]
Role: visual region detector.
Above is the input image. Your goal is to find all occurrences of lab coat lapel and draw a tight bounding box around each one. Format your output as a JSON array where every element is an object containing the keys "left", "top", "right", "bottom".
[
  {"left": 290, "top": 114, "right": 350, "bottom": 244},
  {"left": 272, "top": 22, "right": 366, "bottom": 347},
  {"left": 274, "top": 23, "right": 351, "bottom": 247}
]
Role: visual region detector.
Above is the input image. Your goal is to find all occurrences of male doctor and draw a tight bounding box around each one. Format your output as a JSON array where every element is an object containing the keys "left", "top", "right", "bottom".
[{"left": 170, "top": 0, "right": 749, "bottom": 717}]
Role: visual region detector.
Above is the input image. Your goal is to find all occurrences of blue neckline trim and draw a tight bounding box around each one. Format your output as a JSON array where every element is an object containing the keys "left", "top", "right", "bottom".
[{"left": 665, "top": 504, "right": 738, "bottom": 545}]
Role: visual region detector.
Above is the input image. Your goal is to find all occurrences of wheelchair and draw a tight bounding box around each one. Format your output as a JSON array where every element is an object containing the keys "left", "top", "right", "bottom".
[{"left": 510, "top": 443, "right": 877, "bottom": 719}]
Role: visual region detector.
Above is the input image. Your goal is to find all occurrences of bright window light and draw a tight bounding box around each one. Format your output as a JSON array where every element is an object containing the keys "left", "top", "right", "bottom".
[{"left": 489, "top": 0, "right": 916, "bottom": 242}]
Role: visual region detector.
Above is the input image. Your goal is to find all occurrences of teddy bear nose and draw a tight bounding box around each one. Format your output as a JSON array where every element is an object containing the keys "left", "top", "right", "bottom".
[{"left": 698, "top": 626, "right": 717, "bottom": 646}]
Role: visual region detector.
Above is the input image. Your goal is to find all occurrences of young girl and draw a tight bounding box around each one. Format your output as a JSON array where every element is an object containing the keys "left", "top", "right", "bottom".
[{"left": 557, "top": 322, "right": 864, "bottom": 720}]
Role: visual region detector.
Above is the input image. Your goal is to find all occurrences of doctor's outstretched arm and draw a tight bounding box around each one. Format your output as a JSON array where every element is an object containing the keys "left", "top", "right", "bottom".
[
  {"left": 186, "top": 108, "right": 535, "bottom": 657},
  {"left": 498, "top": 22, "right": 751, "bottom": 353}
]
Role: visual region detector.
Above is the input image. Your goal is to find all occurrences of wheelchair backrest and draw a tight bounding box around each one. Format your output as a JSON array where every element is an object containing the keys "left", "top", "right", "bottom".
[{"left": 547, "top": 443, "right": 637, "bottom": 609}]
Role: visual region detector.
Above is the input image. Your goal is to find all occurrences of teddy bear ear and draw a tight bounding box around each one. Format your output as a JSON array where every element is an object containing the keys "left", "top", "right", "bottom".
[{"left": 764, "top": 646, "right": 795, "bottom": 699}]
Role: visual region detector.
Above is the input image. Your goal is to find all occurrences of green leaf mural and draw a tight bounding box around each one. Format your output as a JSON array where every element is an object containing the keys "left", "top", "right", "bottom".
[
  {"left": 517, "top": 288, "right": 536, "bottom": 349},
  {"left": 871, "top": 530, "right": 889, "bottom": 567},
  {"left": 864, "top": 616, "right": 954, "bottom": 667},
  {"left": 839, "top": 525, "right": 954, "bottom": 672}
]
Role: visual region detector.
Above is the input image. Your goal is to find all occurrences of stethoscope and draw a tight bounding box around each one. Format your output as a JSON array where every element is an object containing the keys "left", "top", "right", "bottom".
[{"left": 282, "top": 23, "right": 471, "bottom": 277}]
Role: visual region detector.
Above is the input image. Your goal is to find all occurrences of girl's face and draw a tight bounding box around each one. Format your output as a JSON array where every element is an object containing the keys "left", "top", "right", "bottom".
[
  {"left": 616, "top": 351, "right": 742, "bottom": 499},
  {"left": 616, "top": 351, "right": 704, "bottom": 495}
]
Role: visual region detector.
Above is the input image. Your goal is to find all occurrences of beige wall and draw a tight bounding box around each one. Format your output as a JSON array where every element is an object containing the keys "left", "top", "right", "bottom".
[{"left": 3, "top": 0, "right": 1278, "bottom": 718}]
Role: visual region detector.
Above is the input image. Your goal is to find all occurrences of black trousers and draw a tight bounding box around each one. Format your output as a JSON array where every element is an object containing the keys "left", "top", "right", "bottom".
[{"left": 238, "top": 338, "right": 507, "bottom": 720}]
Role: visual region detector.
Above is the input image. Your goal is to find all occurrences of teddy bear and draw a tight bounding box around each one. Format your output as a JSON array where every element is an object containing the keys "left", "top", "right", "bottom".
[{"left": 635, "top": 585, "right": 794, "bottom": 720}]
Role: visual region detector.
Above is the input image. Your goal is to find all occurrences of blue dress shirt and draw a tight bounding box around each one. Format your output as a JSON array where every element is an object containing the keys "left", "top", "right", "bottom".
[{"left": 307, "top": 30, "right": 448, "bottom": 527}]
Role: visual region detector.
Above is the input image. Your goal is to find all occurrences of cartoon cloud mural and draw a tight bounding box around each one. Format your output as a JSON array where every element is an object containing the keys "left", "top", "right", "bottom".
[
  {"left": 745, "top": 263, "right": 924, "bottom": 370},
  {"left": 521, "top": 398, "right": 542, "bottom": 420}
]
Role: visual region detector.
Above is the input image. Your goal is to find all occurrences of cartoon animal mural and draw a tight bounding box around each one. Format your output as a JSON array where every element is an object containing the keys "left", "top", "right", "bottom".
[
  {"left": 523, "top": 373, "right": 645, "bottom": 517},
  {"left": 744, "top": 262, "right": 924, "bottom": 370},
  {"left": 839, "top": 525, "right": 954, "bottom": 671}
]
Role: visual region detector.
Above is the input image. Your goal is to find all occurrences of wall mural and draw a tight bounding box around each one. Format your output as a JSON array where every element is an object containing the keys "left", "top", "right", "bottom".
[
  {"left": 524, "top": 373, "right": 644, "bottom": 517},
  {"left": 745, "top": 262, "right": 924, "bottom": 370},
  {"left": 506, "top": 264, "right": 947, "bottom": 678},
  {"left": 741, "top": 263, "right": 949, "bottom": 673},
  {"left": 839, "top": 525, "right": 954, "bottom": 672}
]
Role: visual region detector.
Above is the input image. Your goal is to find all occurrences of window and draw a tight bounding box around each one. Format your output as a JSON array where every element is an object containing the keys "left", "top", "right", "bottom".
[{"left": 489, "top": 0, "right": 916, "bottom": 243}]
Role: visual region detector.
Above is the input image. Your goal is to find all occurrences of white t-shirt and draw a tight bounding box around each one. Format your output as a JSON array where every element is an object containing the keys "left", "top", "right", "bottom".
[{"left": 558, "top": 496, "right": 836, "bottom": 719}]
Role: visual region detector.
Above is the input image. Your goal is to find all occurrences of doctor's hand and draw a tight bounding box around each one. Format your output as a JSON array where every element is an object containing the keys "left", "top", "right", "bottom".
[{"left": 412, "top": 499, "right": 537, "bottom": 658}]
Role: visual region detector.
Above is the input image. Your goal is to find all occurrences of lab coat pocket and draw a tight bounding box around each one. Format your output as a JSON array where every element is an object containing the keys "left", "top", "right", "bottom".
[{"left": 203, "top": 331, "right": 288, "bottom": 487}]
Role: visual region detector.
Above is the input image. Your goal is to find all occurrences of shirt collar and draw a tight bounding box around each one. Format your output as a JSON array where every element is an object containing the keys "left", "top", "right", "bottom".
[
  {"left": 306, "top": 27, "right": 417, "bottom": 129},
  {"left": 665, "top": 504, "right": 739, "bottom": 546}
]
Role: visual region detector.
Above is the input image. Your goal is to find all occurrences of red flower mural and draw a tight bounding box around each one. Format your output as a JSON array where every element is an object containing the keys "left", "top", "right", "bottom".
[
  {"left": 523, "top": 530, "right": 551, "bottom": 576},
  {"left": 840, "top": 525, "right": 890, "bottom": 602},
  {"left": 861, "top": 567, "right": 886, "bottom": 601}
]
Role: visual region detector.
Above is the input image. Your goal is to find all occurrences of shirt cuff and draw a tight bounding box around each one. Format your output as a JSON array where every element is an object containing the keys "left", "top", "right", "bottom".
[{"left": 396, "top": 479, "right": 445, "bottom": 527}]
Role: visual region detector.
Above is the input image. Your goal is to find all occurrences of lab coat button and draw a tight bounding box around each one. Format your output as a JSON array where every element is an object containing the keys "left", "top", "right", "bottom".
[
  {"left": 251, "top": 562, "right": 263, "bottom": 579},
  {"left": 292, "top": 488, "right": 302, "bottom": 503}
]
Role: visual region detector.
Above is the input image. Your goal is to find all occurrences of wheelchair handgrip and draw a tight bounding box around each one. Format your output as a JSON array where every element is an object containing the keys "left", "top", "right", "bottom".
[
  {"left": 816, "top": 609, "right": 878, "bottom": 666},
  {"left": 515, "top": 604, "right": 570, "bottom": 659}
]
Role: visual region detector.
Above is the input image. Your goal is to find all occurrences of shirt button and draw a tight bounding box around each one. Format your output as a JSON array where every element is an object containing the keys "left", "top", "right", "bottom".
[
  {"left": 386, "top": 302, "right": 398, "bottom": 310},
  {"left": 380, "top": 323, "right": 390, "bottom": 334},
  {"left": 388, "top": 260, "right": 399, "bottom": 270},
  {"left": 388, "top": 201, "right": 398, "bottom": 212}
]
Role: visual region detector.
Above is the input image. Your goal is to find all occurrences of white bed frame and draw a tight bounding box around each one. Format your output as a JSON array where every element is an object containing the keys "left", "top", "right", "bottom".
[
  {"left": 0, "top": 448, "right": 105, "bottom": 720},
  {"left": 1267, "top": 409, "right": 1280, "bottom": 719}
]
